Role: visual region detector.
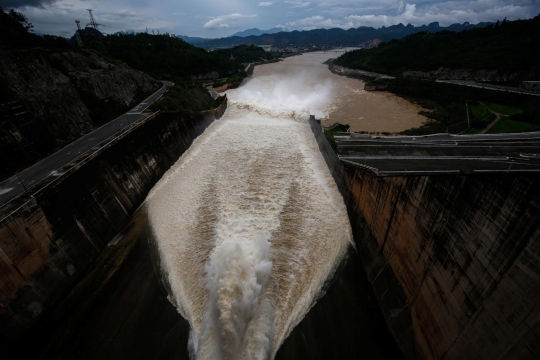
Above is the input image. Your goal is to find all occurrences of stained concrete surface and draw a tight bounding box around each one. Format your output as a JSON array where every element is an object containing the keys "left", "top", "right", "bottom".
[{"left": 8, "top": 210, "right": 401, "bottom": 360}]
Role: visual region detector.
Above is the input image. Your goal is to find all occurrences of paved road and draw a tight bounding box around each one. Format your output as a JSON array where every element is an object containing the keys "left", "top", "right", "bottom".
[
  {"left": 336, "top": 133, "right": 540, "bottom": 175},
  {"left": 436, "top": 79, "right": 540, "bottom": 97},
  {"left": 0, "top": 81, "right": 173, "bottom": 207},
  {"left": 341, "top": 132, "right": 540, "bottom": 143}
]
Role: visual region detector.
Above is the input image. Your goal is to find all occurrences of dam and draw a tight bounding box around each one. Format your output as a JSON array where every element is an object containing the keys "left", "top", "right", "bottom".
[
  {"left": 146, "top": 114, "right": 351, "bottom": 359},
  {"left": 1, "top": 51, "right": 540, "bottom": 360}
]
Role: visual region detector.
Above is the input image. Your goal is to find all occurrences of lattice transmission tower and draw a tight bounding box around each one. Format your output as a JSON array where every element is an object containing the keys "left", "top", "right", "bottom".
[{"left": 86, "top": 9, "right": 103, "bottom": 29}]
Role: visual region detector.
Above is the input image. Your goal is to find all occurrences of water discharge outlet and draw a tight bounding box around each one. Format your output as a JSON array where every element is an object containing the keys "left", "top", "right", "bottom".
[{"left": 145, "top": 61, "right": 352, "bottom": 359}]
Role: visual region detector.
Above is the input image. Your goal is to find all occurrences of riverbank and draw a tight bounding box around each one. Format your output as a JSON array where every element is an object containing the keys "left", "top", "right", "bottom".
[
  {"left": 327, "top": 61, "right": 540, "bottom": 135},
  {"left": 323, "top": 63, "right": 428, "bottom": 133}
]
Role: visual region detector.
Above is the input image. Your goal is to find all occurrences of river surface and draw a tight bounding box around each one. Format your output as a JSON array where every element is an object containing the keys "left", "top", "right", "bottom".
[
  {"left": 18, "top": 51, "right": 404, "bottom": 360},
  {"left": 253, "top": 51, "right": 427, "bottom": 133},
  {"left": 146, "top": 53, "right": 354, "bottom": 359}
]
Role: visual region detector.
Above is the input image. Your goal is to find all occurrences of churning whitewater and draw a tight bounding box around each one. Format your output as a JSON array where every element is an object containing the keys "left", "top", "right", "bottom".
[{"left": 145, "top": 58, "right": 353, "bottom": 360}]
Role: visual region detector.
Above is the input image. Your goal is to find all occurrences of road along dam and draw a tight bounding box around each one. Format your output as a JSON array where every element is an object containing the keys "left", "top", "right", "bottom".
[
  {"left": 0, "top": 99, "right": 227, "bottom": 343},
  {"left": 1, "top": 51, "right": 539, "bottom": 360},
  {"left": 312, "top": 120, "right": 540, "bottom": 359}
]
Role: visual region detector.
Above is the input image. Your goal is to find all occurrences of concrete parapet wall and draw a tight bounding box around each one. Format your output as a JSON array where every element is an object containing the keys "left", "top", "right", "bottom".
[
  {"left": 0, "top": 98, "right": 227, "bottom": 342},
  {"left": 328, "top": 63, "right": 395, "bottom": 80},
  {"left": 308, "top": 116, "right": 540, "bottom": 359}
]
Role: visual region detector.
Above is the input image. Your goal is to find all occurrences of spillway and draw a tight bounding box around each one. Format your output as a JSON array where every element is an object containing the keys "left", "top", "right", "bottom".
[{"left": 145, "top": 60, "right": 353, "bottom": 359}]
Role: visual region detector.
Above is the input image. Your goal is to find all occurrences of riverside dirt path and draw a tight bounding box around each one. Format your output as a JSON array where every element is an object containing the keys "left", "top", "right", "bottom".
[{"left": 480, "top": 102, "right": 504, "bottom": 134}]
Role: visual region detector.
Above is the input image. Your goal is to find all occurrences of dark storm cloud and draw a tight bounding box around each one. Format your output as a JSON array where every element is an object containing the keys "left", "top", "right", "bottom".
[
  {"left": 0, "top": 0, "right": 58, "bottom": 9},
  {"left": 7, "top": 0, "right": 540, "bottom": 38}
]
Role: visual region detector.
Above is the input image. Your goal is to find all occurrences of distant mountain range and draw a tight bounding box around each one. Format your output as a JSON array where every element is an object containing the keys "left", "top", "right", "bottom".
[
  {"left": 176, "top": 28, "right": 284, "bottom": 44},
  {"left": 230, "top": 27, "right": 285, "bottom": 37},
  {"left": 177, "top": 35, "right": 207, "bottom": 44},
  {"left": 113, "top": 30, "right": 207, "bottom": 45},
  {"left": 180, "top": 22, "right": 492, "bottom": 48}
]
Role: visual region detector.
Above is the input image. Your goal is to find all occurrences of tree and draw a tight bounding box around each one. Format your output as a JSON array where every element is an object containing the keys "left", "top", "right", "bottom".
[{"left": 6, "top": 8, "right": 34, "bottom": 32}]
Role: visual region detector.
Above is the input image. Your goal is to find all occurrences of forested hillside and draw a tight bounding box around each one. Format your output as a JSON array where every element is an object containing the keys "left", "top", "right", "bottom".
[
  {"left": 213, "top": 44, "right": 274, "bottom": 63},
  {"left": 80, "top": 32, "right": 239, "bottom": 81},
  {"left": 198, "top": 21, "right": 490, "bottom": 47},
  {"left": 0, "top": 7, "right": 233, "bottom": 179},
  {"left": 334, "top": 15, "right": 540, "bottom": 76}
]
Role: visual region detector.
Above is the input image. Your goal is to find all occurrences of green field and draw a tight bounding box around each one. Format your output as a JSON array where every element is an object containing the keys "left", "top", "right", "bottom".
[
  {"left": 484, "top": 102, "right": 523, "bottom": 116},
  {"left": 470, "top": 104, "right": 495, "bottom": 122},
  {"left": 487, "top": 118, "right": 540, "bottom": 134},
  {"left": 460, "top": 127, "right": 483, "bottom": 134}
]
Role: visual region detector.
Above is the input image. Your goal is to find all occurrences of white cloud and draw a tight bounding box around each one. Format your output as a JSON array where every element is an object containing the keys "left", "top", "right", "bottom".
[
  {"left": 203, "top": 13, "right": 257, "bottom": 30},
  {"left": 285, "top": 1, "right": 311, "bottom": 8},
  {"left": 345, "top": 3, "right": 534, "bottom": 28},
  {"left": 397, "top": 1, "right": 406, "bottom": 15},
  {"left": 6, "top": 0, "right": 540, "bottom": 38},
  {"left": 286, "top": 15, "right": 351, "bottom": 30},
  {"left": 284, "top": 1, "right": 537, "bottom": 30}
]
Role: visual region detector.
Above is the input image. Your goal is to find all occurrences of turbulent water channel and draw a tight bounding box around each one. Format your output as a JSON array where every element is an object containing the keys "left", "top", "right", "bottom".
[
  {"left": 146, "top": 52, "right": 353, "bottom": 359},
  {"left": 21, "top": 51, "right": 404, "bottom": 360}
]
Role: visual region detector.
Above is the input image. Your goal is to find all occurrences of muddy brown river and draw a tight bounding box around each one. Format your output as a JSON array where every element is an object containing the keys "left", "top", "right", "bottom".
[{"left": 254, "top": 51, "right": 427, "bottom": 133}]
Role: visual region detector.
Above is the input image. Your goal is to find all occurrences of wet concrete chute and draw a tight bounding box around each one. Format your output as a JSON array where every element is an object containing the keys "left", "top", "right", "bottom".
[
  {"left": 145, "top": 55, "right": 353, "bottom": 359},
  {"left": 3, "top": 51, "right": 540, "bottom": 360}
]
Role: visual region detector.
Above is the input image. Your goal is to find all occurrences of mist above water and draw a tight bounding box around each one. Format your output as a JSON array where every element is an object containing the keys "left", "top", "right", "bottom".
[
  {"left": 146, "top": 53, "right": 353, "bottom": 360},
  {"left": 231, "top": 68, "right": 334, "bottom": 119}
]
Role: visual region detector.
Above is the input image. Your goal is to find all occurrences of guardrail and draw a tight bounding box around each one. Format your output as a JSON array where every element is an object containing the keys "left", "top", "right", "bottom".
[{"left": 0, "top": 111, "right": 160, "bottom": 224}]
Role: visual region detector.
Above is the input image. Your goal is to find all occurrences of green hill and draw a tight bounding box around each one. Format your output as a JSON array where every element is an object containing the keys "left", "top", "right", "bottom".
[
  {"left": 213, "top": 44, "right": 274, "bottom": 63},
  {"left": 197, "top": 21, "right": 491, "bottom": 48},
  {"left": 80, "top": 32, "right": 239, "bottom": 82},
  {"left": 334, "top": 15, "right": 540, "bottom": 76}
]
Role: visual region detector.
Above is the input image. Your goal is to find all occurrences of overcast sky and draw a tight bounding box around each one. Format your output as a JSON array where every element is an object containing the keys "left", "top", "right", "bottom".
[{"left": 2, "top": 0, "right": 539, "bottom": 38}]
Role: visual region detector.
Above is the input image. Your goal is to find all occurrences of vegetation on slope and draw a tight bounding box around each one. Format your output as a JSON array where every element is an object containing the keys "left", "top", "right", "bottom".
[
  {"left": 334, "top": 15, "right": 540, "bottom": 75},
  {"left": 80, "top": 32, "right": 239, "bottom": 82},
  {"left": 331, "top": 16, "right": 540, "bottom": 135},
  {"left": 0, "top": 8, "right": 232, "bottom": 179},
  {"left": 0, "top": 7, "right": 70, "bottom": 50},
  {"left": 384, "top": 78, "right": 540, "bottom": 135},
  {"left": 150, "top": 83, "right": 222, "bottom": 112},
  {"left": 213, "top": 44, "right": 274, "bottom": 64},
  {"left": 80, "top": 32, "right": 247, "bottom": 112},
  {"left": 199, "top": 21, "right": 491, "bottom": 47}
]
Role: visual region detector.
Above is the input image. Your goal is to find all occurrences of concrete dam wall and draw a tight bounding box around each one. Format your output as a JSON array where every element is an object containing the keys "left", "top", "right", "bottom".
[
  {"left": 309, "top": 116, "right": 540, "bottom": 360},
  {"left": 0, "top": 99, "right": 227, "bottom": 343}
]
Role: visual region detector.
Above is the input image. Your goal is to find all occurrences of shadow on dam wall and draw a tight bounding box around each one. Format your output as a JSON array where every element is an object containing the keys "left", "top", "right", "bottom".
[
  {"left": 1, "top": 105, "right": 403, "bottom": 359},
  {"left": 3, "top": 108, "right": 539, "bottom": 359},
  {"left": 0, "top": 98, "right": 227, "bottom": 346},
  {"left": 309, "top": 116, "right": 540, "bottom": 360}
]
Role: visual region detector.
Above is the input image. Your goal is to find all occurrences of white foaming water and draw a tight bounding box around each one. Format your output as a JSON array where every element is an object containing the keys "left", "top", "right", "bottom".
[
  {"left": 146, "top": 54, "right": 353, "bottom": 360},
  {"left": 230, "top": 69, "right": 334, "bottom": 120}
]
